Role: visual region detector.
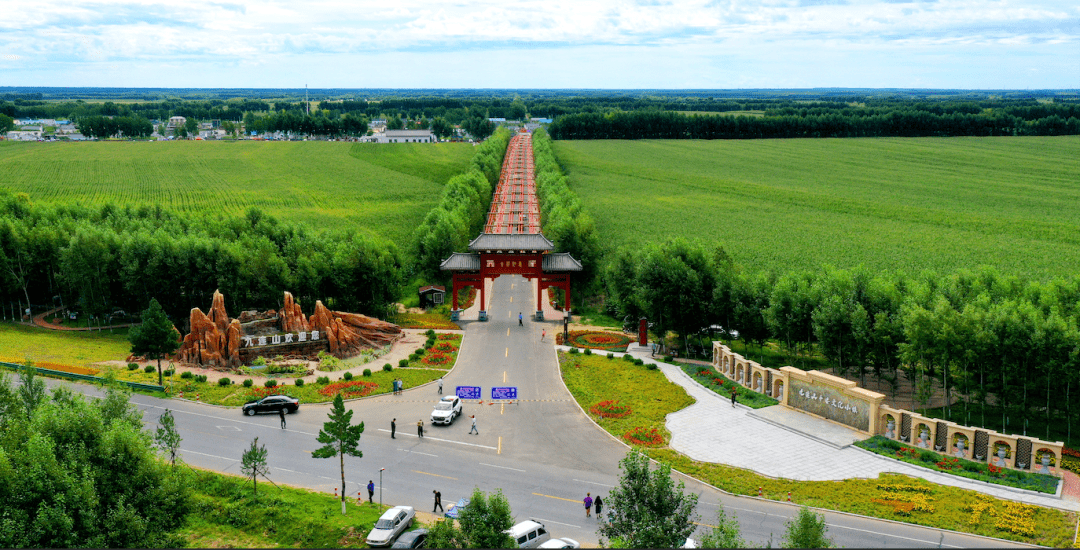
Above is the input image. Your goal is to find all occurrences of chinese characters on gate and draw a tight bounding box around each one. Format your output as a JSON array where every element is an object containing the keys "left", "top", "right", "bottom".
[
  {"left": 241, "top": 331, "right": 321, "bottom": 348},
  {"left": 797, "top": 387, "right": 858, "bottom": 415}
]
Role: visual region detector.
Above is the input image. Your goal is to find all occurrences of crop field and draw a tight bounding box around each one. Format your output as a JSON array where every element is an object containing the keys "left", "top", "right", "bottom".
[
  {"left": 553, "top": 136, "right": 1080, "bottom": 278},
  {"left": 0, "top": 322, "right": 131, "bottom": 367},
  {"left": 0, "top": 140, "right": 473, "bottom": 243}
]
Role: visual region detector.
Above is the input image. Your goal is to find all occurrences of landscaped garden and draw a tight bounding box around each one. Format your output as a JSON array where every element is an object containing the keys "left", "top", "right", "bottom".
[
  {"left": 680, "top": 364, "right": 779, "bottom": 409},
  {"left": 557, "top": 330, "right": 632, "bottom": 351},
  {"left": 558, "top": 350, "right": 1078, "bottom": 547},
  {"left": 854, "top": 435, "right": 1061, "bottom": 494}
]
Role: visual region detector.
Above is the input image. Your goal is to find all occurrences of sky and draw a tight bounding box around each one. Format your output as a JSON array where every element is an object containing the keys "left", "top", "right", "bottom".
[{"left": 1, "top": 0, "right": 1077, "bottom": 89}]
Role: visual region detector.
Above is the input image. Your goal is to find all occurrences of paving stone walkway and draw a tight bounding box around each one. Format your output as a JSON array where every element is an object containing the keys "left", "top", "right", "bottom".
[{"left": 612, "top": 345, "right": 1080, "bottom": 512}]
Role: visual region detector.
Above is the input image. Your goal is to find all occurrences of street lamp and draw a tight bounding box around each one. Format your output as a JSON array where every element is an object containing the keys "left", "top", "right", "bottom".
[{"left": 379, "top": 468, "right": 385, "bottom": 509}]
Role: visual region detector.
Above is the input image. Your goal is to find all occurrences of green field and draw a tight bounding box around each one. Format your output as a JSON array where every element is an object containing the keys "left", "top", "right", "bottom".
[
  {"left": 553, "top": 136, "right": 1080, "bottom": 278},
  {"left": 0, "top": 322, "right": 131, "bottom": 367},
  {"left": 0, "top": 140, "right": 473, "bottom": 243}
]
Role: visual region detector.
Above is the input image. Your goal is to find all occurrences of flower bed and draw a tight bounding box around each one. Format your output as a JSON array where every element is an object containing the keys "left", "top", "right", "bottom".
[
  {"left": 36, "top": 361, "right": 100, "bottom": 376},
  {"left": 421, "top": 353, "right": 453, "bottom": 367},
  {"left": 318, "top": 380, "right": 379, "bottom": 399},
  {"left": 556, "top": 330, "right": 632, "bottom": 351},
  {"left": 681, "top": 364, "right": 778, "bottom": 409},
  {"left": 432, "top": 342, "right": 458, "bottom": 353},
  {"left": 855, "top": 435, "right": 1060, "bottom": 494},
  {"left": 395, "top": 313, "right": 461, "bottom": 330},
  {"left": 400, "top": 333, "right": 462, "bottom": 370},
  {"left": 590, "top": 400, "right": 632, "bottom": 419},
  {"left": 623, "top": 426, "right": 664, "bottom": 446}
]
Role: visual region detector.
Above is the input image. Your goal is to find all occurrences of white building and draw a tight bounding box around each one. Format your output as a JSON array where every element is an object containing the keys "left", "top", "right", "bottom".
[{"left": 370, "top": 129, "right": 436, "bottom": 143}]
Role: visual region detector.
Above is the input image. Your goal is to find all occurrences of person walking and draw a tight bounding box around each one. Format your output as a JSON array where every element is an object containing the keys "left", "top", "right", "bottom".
[
  {"left": 417, "top": 419, "right": 424, "bottom": 438},
  {"left": 584, "top": 492, "right": 593, "bottom": 517},
  {"left": 391, "top": 418, "right": 396, "bottom": 439},
  {"left": 367, "top": 480, "right": 375, "bottom": 503},
  {"left": 469, "top": 415, "right": 478, "bottom": 435},
  {"left": 438, "top": 378, "right": 443, "bottom": 394},
  {"left": 279, "top": 408, "right": 286, "bottom": 429},
  {"left": 730, "top": 387, "right": 737, "bottom": 407},
  {"left": 594, "top": 494, "right": 603, "bottom": 519},
  {"left": 542, "top": 329, "right": 546, "bottom": 342},
  {"left": 519, "top": 312, "right": 523, "bottom": 326},
  {"left": 433, "top": 490, "right": 444, "bottom": 513}
]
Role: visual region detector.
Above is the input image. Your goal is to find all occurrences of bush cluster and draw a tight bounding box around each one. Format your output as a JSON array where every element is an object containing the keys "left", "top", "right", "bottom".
[{"left": 243, "top": 378, "right": 253, "bottom": 387}]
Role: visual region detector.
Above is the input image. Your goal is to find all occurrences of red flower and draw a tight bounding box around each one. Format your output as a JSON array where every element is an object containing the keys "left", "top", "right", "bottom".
[
  {"left": 590, "top": 400, "right": 632, "bottom": 419},
  {"left": 622, "top": 426, "right": 664, "bottom": 446},
  {"left": 318, "top": 380, "right": 379, "bottom": 399}
]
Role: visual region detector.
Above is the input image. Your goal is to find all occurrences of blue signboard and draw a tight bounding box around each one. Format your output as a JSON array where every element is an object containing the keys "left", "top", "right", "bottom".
[
  {"left": 491, "top": 387, "right": 518, "bottom": 400},
  {"left": 456, "top": 386, "right": 482, "bottom": 400}
]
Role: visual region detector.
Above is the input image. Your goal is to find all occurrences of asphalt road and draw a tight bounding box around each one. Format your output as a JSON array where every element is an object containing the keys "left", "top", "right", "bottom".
[{"left": 46, "top": 274, "right": 1036, "bottom": 548}]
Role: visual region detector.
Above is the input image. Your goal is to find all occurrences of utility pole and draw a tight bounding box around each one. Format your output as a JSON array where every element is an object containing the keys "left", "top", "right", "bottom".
[{"left": 379, "top": 467, "right": 385, "bottom": 509}]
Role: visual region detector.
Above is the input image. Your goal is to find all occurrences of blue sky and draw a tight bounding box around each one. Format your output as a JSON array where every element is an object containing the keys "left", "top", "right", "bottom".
[{"left": 1, "top": 0, "right": 1077, "bottom": 89}]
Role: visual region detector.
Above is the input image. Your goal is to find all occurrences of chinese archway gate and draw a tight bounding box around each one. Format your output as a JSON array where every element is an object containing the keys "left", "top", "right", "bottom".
[{"left": 440, "top": 131, "right": 582, "bottom": 321}]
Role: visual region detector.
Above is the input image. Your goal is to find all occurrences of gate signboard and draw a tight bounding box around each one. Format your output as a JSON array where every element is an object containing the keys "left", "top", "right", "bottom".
[
  {"left": 456, "top": 386, "right": 482, "bottom": 400},
  {"left": 491, "top": 387, "right": 518, "bottom": 400}
]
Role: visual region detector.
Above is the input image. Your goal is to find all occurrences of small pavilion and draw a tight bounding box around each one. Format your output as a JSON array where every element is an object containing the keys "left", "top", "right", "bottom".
[{"left": 440, "top": 233, "right": 582, "bottom": 321}]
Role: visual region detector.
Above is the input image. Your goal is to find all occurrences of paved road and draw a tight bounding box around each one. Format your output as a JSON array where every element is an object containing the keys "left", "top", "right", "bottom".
[{"left": 43, "top": 274, "right": 1035, "bottom": 548}]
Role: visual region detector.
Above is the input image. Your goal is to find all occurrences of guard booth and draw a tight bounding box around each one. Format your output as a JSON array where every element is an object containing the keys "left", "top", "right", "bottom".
[
  {"left": 418, "top": 285, "right": 446, "bottom": 309},
  {"left": 440, "top": 233, "right": 581, "bottom": 321}
]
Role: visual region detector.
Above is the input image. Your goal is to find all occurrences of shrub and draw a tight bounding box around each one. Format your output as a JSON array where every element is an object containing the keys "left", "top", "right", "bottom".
[
  {"left": 607, "top": 353, "right": 614, "bottom": 359},
  {"left": 622, "top": 354, "right": 635, "bottom": 362},
  {"left": 163, "top": 368, "right": 175, "bottom": 377},
  {"left": 316, "top": 376, "right": 330, "bottom": 385},
  {"left": 415, "top": 348, "right": 426, "bottom": 357},
  {"left": 663, "top": 355, "right": 674, "bottom": 363},
  {"left": 383, "top": 364, "right": 393, "bottom": 372},
  {"left": 264, "top": 379, "right": 277, "bottom": 388},
  {"left": 363, "top": 369, "right": 372, "bottom": 377},
  {"left": 194, "top": 374, "right": 208, "bottom": 383},
  {"left": 144, "top": 365, "right": 155, "bottom": 373},
  {"left": 919, "top": 451, "right": 937, "bottom": 463},
  {"left": 647, "top": 363, "right": 658, "bottom": 370},
  {"left": 399, "top": 359, "right": 410, "bottom": 368},
  {"left": 243, "top": 378, "right": 253, "bottom": 387},
  {"left": 295, "top": 378, "right": 305, "bottom": 387},
  {"left": 569, "top": 348, "right": 579, "bottom": 354},
  {"left": 633, "top": 358, "right": 645, "bottom": 366},
  {"left": 425, "top": 329, "right": 436, "bottom": 338},
  {"left": 180, "top": 371, "right": 194, "bottom": 379},
  {"left": 584, "top": 348, "right": 592, "bottom": 355},
  {"left": 127, "top": 363, "right": 139, "bottom": 371},
  {"left": 343, "top": 371, "right": 354, "bottom": 381},
  {"left": 252, "top": 356, "right": 267, "bottom": 366},
  {"left": 218, "top": 377, "right": 231, "bottom": 387}
]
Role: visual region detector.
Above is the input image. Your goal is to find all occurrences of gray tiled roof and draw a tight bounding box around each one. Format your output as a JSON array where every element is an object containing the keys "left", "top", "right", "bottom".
[
  {"left": 439, "top": 253, "right": 481, "bottom": 271},
  {"left": 542, "top": 253, "right": 583, "bottom": 272},
  {"left": 468, "top": 233, "right": 554, "bottom": 252}
]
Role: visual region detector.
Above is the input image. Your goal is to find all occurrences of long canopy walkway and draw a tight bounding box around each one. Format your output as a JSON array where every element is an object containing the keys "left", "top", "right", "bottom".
[{"left": 441, "top": 130, "right": 581, "bottom": 321}]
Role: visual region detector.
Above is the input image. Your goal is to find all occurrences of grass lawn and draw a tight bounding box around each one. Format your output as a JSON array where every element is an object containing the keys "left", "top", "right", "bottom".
[
  {"left": 178, "top": 466, "right": 391, "bottom": 548},
  {"left": 0, "top": 322, "right": 131, "bottom": 367},
  {"left": 678, "top": 363, "right": 779, "bottom": 409},
  {"left": 558, "top": 351, "right": 1078, "bottom": 546}
]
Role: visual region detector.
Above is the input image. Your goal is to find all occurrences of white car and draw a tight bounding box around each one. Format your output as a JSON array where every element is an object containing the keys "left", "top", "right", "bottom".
[
  {"left": 430, "top": 395, "right": 462, "bottom": 425},
  {"left": 538, "top": 537, "right": 580, "bottom": 549},
  {"left": 366, "top": 505, "right": 415, "bottom": 547},
  {"left": 505, "top": 519, "right": 551, "bottom": 549}
]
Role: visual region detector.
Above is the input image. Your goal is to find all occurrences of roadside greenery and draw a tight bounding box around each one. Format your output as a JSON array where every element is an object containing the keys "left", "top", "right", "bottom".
[
  {"left": 680, "top": 363, "right": 778, "bottom": 409},
  {"left": 129, "top": 298, "right": 181, "bottom": 385},
  {"left": 427, "top": 487, "right": 516, "bottom": 549},
  {"left": 313, "top": 394, "right": 366, "bottom": 515},
  {"left": 600, "top": 451, "right": 699, "bottom": 549}
]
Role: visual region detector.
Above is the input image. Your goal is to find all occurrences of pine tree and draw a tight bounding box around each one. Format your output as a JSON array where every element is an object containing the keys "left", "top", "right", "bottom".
[
  {"left": 128, "top": 298, "right": 180, "bottom": 386},
  {"left": 313, "top": 393, "right": 365, "bottom": 514}
]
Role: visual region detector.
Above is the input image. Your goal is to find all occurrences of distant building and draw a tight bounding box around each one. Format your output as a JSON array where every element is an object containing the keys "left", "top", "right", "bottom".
[
  {"left": 371, "top": 129, "right": 436, "bottom": 143},
  {"left": 167, "top": 116, "right": 187, "bottom": 129},
  {"left": 418, "top": 285, "right": 446, "bottom": 308},
  {"left": 6, "top": 130, "right": 42, "bottom": 141}
]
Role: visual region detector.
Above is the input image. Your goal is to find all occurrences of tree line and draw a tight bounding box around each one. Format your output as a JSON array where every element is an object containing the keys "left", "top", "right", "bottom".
[
  {"left": 604, "top": 239, "right": 1080, "bottom": 445},
  {"left": 0, "top": 191, "right": 403, "bottom": 328},
  {"left": 548, "top": 108, "right": 1080, "bottom": 140}
]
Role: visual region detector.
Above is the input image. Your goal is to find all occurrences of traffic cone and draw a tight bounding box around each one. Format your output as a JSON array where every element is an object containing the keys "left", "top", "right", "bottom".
[
  {"left": 334, "top": 487, "right": 338, "bottom": 498},
  {"left": 787, "top": 491, "right": 792, "bottom": 502},
  {"left": 758, "top": 486, "right": 762, "bottom": 497}
]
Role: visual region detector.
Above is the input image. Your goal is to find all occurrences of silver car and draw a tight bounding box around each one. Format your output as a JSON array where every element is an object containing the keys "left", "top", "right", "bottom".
[{"left": 366, "top": 505, "right": 415, "bottom": 547}]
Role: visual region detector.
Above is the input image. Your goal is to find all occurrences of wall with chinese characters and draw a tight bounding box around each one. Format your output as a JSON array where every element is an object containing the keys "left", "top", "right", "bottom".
[{"left": 787, "top": 378, "right": 872, "bottom": 432}]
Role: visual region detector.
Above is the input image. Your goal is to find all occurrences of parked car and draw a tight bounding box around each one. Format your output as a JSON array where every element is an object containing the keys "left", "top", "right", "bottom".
[
  {"left": 538, "top": 538, "right": 580, "bottom": 549},
  {"left": 242, "top": 395, "right": 300, "bottom": 416},
  {"left": 366, "top": 506, "right": 415, "bottom": 547},
  {"left": 390, "top": 528, "right": 428, "bottom": 548},
  {"left": 505, "top": 519, "right": 550, "bottom": 549},
  {"left": 430, "top": 395, "right": 462, "bottom": 425}
]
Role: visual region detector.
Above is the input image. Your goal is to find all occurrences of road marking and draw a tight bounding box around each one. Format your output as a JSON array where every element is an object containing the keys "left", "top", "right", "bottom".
[
  {"left": 498, "top": 436, "right": 502, "bottom": 455},
  {"left": 533, "top": 492, "right": 579, "bottom": 503},
  {"left": 414, "top": 470, "right": 457, "bottom": 480},
  {"left": 216, "top": 425, "right": 241, "bottom": 431},
  {"left": 507, "top": 328, "right": 510, "bottom": 336},
  {"left": 503, "top": 371, "right": 506, "bottom": 383},
  {"left": 505, "top": 347, "right": 508, "bottom": 357},
  {"left": 531, "top": 517, "right": 580, "bottom": 529},
  {"left": 479, "top": 462, "right": 526, "bottom": 473},
  {"left": 376, "top": 429, "right": 497, "bottom": 450},
  {"left": 182, "top": 449, "right": 237, "bottom": 462},
  {"left": 399, "top": 449, "right": 439, "bottom": 457},
  {"left": 692, "top": 521, "right": 718, "bottom": 528},
  {"left": 510, "top": 296, "right": 513, "bottom": 303},
  {"left": 827, "top": 524, "right": 962, "bottom": 547},
  {"left": 140, "top": 404, "right": 318, "bottom": 436},
  {"left": 573, "top": 479, "right": 615, "bottom": 488},
  {"left": 501, "top": 403, "right": 504, "bottom": 415}
]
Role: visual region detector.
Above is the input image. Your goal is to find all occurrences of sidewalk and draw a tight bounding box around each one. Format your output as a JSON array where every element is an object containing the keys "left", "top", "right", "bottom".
[{"left": 617, "top": 346, "right": 1080, "bottom": 512}]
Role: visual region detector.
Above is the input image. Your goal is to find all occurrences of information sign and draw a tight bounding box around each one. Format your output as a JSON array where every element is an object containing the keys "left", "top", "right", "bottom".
[
  {"left": 491, "top": 387, "right": 518, "bottom": 400},
  {"left": 456, "top": 386, "right": 482, "bottom": 400}
]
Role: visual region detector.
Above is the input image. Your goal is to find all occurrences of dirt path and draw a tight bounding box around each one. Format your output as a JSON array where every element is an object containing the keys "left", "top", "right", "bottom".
[{"left": 33, "top": 307, "right": 136, "bottom": 331}]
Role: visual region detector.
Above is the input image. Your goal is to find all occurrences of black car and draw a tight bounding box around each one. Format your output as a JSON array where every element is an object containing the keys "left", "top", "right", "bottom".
[
  {"left": 390, "top": 529, "right": 428, "bottom": 549},
  {"left": 242, "top": 395, "right": 300, "bottom": 416}
]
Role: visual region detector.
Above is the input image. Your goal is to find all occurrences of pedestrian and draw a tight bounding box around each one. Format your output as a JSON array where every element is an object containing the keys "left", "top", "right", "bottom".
[
  {"left": 519, "top": 312, "right": 523, "bottom": 326},
  {"left": 391, "top": 418, "right": 396, "bottom": 439},
  {"left": 417, "top": 419, "right": 424, "bottom": 438},
  {"left": 469, "top": 415, "right": 478, "bottom": 435},
  {"left": 279, "top": 408, "right": 286, "bottom": 429},
  {"left": 542, "top": 329, "right": 546, "bottom": 341},
  {"left": 584, "top": 492, "right": 593, "bottom": 517},
  {"left": 594, "top": 494, "right": 603, "bottom": 518},
  {"left": 731, "top": 387, "right": 737, "bottom": 407},
  {"left": 433, "top": 489, "right": 444, "bottom": 512},
  {"left": 367, "top": 480, "right": 375, "bottom": 503},
  {"left": 392, "top": 379, "right": 398, "bottom": 395},
  {"left": 438, "top": 378, "right": 443, "bottom": 394},
  {"left": 399, "top": 379, "right": 405, "bottom": 393}
]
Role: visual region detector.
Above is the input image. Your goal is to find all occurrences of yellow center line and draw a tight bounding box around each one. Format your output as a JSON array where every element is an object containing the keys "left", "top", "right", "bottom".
[
  {"left": 413, "top": 470, "right": 458, "bottom": 480},
  {"left": 692, "top": 521, "right": 718, "bottom": 528},
  {"left": 505, "top": 347, "right": 508, "bottom": 358},
  {"left": 498, "top": 436, "right": 502, "bottom": 455},
  {"left": 507, "top": 327, "right": 510, "bottom": 336},
  {"left": 533, "top": 492, "right": 578, "bottom": 503},
  {"left": 503, "top": 371, "right": 506, "bottom": 383},
  {"left": 510, "top": 296, "right": 513, "bottom": 303},
  {"left": 500, "top": 403, "right": 505, "bottom": 415}
]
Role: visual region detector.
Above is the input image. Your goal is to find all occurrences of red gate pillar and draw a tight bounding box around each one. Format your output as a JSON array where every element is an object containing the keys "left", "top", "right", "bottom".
[
  {"left": 639, "top": 318, "right": 648, "bottom": 346},
  {"left": 478, "top": 277, "right": 488, "bottom": 321},
  {"left": 536, "top": 280, "right": 545, "bottom": 321}
]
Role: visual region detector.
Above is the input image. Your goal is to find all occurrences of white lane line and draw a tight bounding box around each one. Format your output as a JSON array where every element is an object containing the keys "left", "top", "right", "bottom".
[
  {"left": 827, "top": 524, "right": 963, "bottom": 547},
  {"left": 573, "top": 478, "right": 615, "bottom": 488},
  {"left": 273, "top": 466, "right": 335, "bottom": 482},
  {"left": 400, "top": 449, "right": 439, "bottom": 457},
  {"left": 376, "top": 429, "right": 497, "bottom": 450},
  {"left": 183, "top": 449, "right": 239, "bottom": 462},
  {"left": 138, "top": 402, "right": 319, "bottom": 436},
  {"left": 531, "top": 517, "right": 580, "bottom": 529},
  {"left": 479, "top": 462, "right": 526, "bottom": 473}
]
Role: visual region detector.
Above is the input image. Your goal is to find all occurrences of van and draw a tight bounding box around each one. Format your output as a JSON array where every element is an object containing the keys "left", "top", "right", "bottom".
[{"left": 505, "top": 520, "right": 550, "bottom": 549}]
